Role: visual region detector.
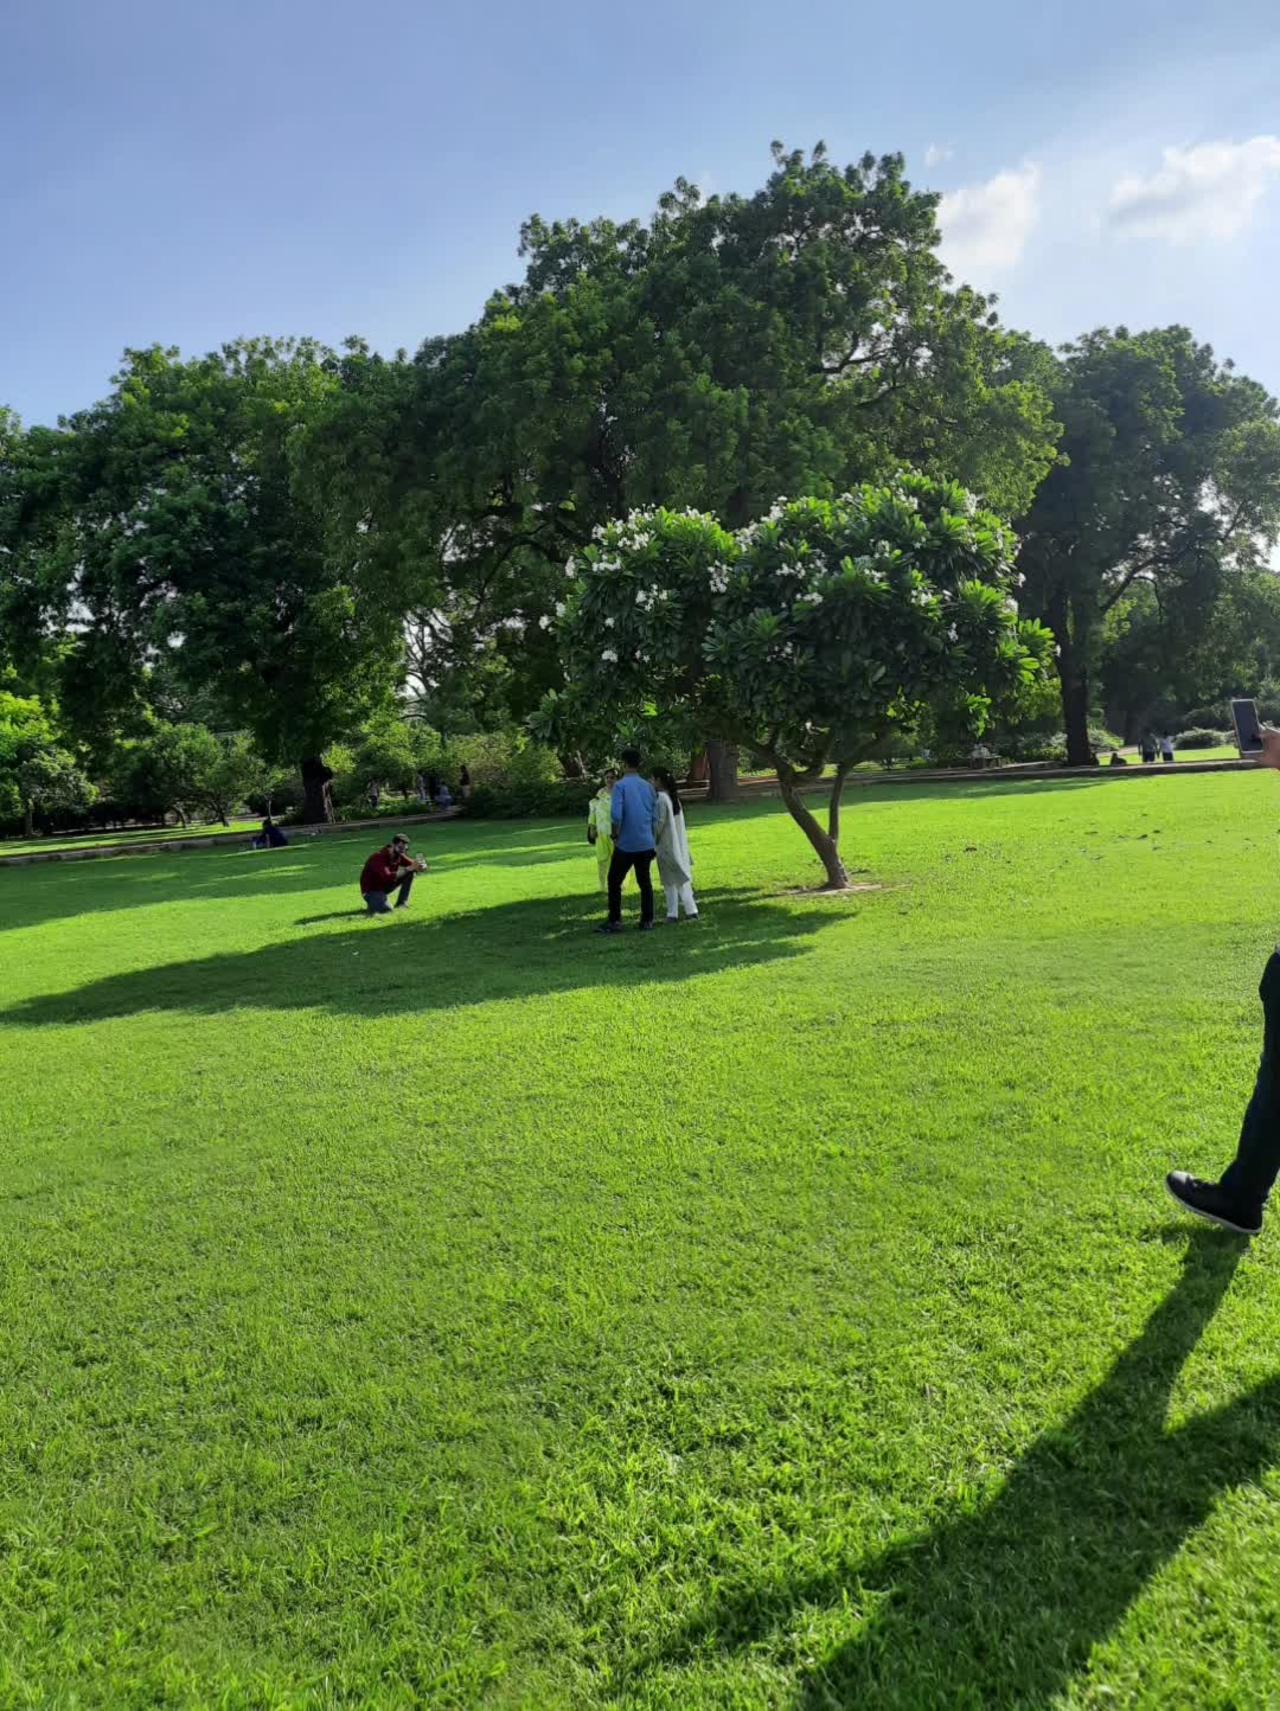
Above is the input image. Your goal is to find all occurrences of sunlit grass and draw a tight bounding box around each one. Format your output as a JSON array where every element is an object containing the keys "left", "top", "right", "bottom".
[{"left": 2, "top": 777, "right": 1279, "bottom": 1707}]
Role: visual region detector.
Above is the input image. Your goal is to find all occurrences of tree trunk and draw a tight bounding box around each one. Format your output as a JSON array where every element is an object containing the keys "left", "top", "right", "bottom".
[
  {"left": 828, "top": 762, "right": 851, "bottom": 850},
  {"left": 776, "top": 763, "right": 850, "bottom": 890},
  {"left": 1062, "top": 672, "right": 1092, "bottom": 767},
  {"left": 1050, "top": 595, "right": 1093, "bottom": 767},
  {"left": 686, "top": 748, "right": 710, "bottom": 786},
  {"left": 300, "top": 755, "right": 336, "bottom": 824},
  {"left": 706, "top": 739, "right": 739, "bottom": 802},
  {"left": 23, "top": 800, "right": 34, "bottom": 839}
]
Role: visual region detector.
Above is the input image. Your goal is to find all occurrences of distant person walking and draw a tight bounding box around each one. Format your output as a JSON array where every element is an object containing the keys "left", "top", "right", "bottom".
[
  {"left": 652, "top": 766, "right": 699, "bottom": 923},
  {"left": 1161, "top": 734, "right": 1176, "bottom": 765},
  {"left": 1140, "top": 734, "right": 1157, "bottom": 765},
  {"left": 359, "top": 834, "right": 424, "bottom": 915},
  {"left": 586, "top": 768, "right": 618, "bottom": 892},
  {"left": 597, "top": 750, "right": 658, "bottom": 934},
  {"left": 1168, "top": 726, "right": 1280, "bottom": 1235}
]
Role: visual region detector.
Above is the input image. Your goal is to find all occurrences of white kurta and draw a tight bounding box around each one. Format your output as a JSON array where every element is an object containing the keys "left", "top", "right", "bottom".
[{"left": 654, "top": 792, "right": 693, "bottom": 886}]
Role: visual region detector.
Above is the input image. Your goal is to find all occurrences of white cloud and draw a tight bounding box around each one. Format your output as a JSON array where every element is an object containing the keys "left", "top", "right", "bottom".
[
  {"left": 924, "top": 144, "right": 953, "bottom": 169},
  {"left": 938, "top": 164, "right": 1041, "bottom": 276},
  {"left": 1108, "top": 136, "right": 1280, "bottom": 243}
]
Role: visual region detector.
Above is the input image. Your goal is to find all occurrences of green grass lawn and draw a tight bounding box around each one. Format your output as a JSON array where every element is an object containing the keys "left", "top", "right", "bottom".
[{"left": 4, "top": 777, "right": 1280, "bottom": 1708}]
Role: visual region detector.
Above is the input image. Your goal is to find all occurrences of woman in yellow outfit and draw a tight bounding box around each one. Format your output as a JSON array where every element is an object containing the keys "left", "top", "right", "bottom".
[{"left": 586, "top": 768, "right": 618, "bottom": 891}]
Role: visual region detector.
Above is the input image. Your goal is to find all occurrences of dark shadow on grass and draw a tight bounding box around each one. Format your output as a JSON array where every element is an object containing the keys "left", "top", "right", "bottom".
[
  {"left": 644, "top": 1231, "right": 1279, "bottom": 1708},
  {"left": 0, "top": 826, "right": 588, "bottom": 933},
  {"left": 1, "top": 887, "right": 849, "bottom": 1026}
]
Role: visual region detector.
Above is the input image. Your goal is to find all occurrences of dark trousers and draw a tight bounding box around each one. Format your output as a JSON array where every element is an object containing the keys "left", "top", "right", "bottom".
[
  {"left": 1220, "top": 953, "right": 1280, "bottom": 1213},
  {"left": 362, "top": 873, "right": 413, "bottom": 915},
  {"left": 608, "top": 847, "right": 655, "bottom": 924}
]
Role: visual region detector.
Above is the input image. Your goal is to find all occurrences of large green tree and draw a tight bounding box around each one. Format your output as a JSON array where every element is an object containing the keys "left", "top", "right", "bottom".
[
  {"left": 4, "top": 341, "right": 410, "bottom": 820},
  {"left": 304, "top": 145, "right": 1060, "bottom": 787},
  {"left": 0, "top": 691, "right": 93, "bottom": 837},
  {"left": 542, "top": 474, "right": 1050, "bottom": 888},
  {"left": 1100, "top": 569, "right": 1280, "bottom": 741},
  {"left": 1016, "top": 327, "right": 1280, "bottom": 765}
]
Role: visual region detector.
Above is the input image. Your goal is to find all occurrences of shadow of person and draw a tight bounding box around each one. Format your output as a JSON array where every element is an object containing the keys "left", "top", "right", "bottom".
[
  {"left": 652, "top": 1231, "right": 1278, "bottom": 1708},
  {"left": 1, "top": 887, "right": 848, "bottom": 1026}
]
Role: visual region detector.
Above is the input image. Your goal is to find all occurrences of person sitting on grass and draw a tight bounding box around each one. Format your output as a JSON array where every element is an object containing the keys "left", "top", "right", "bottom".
[
  {"left": 250, "top": 815, "right": 289, "bottom": 850},
  {"left": 1168, "top": 727, "right": 1280, "bottom": 1236},
  {"left": 359, "top": 833, "right": 425, "bottom": 916},
  {"left": 597, "top": 748, "right": 658, "bottom": 934}
]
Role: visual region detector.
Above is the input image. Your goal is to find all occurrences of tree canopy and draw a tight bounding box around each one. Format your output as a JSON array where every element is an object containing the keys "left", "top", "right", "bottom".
[
  {"left": 4, "top": 340, "right": 412, "bottom": 819},
  {"left": 1016, "top": 326, "right": 1280, "bottom": 763},
  {"left": 542, "top": 473, "right": 1050, "bottom": 886},
  {"left": 303, "top": 145, "right": 1061, "bottom": 764}
]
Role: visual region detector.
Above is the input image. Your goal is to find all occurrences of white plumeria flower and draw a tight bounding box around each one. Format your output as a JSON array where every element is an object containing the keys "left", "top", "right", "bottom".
[
  {"left": 601, "top": 648, "right": 618, "bottom": 663},
  {"left": 554, "top": 601, "right": 566, "bottom": 617},
  {"left": 604, "top": 615, "right": 615, "bottom": 627},
  {"left": 538, "top": 615, "right": 552, "bottom": 630}
]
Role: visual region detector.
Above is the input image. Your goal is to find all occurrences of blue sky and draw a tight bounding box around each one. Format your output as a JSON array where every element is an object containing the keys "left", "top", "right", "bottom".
[{"left": 5, "top": 0, "right": 1280, "bottom": 427}]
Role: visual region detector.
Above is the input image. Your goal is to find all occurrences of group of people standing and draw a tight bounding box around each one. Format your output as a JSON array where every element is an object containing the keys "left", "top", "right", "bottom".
[
  {"left": 587, "top": 750, "right": 699, "bottom": 932},
  {"left": 366, "top": 767, "right": 472, "bottom": 815},
  {"left": 1140, "top": 734, "right": 1177, "bottom": 765}
]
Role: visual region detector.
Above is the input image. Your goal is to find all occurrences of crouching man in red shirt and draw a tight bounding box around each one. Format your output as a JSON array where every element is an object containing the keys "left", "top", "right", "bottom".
[{"left": 359, "top": 833, "right": 425, "bottom": 915}]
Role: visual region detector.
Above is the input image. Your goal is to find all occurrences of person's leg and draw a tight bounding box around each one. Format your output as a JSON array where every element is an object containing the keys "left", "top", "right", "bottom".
[
  {"left": 394, "top": 872, "right": 414, "bottom": 908},
  {"left": 681, "top": 881, "right": 698, "bottom": 918},
  {"left": 364, "top": 890, "right": 391, "bottom": 915},
  {"left": 1218, "top": 955, "right": 1280, "bottom": 1213},
  {"left": 635, "top": 851, "right": 655, "bottom": 925},
  {"left": 607, "top": 850, "right": 631, "bottom": 924},
  {"left": 663, "top": 879, "right": 679, "bottom": 921},
  {"left": 1169, "top": 954, "right": 1280, "bottom": 1233}
]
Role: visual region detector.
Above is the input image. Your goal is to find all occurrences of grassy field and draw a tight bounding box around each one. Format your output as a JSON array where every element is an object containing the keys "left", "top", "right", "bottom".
[{"left": 3, "top": 777, "right": 1280, "bottom": 1708}]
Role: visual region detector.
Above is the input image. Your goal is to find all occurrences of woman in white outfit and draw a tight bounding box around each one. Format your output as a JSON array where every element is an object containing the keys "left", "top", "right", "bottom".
[{"left": 652, "top": 767, "right": 699, "bottom": 923}]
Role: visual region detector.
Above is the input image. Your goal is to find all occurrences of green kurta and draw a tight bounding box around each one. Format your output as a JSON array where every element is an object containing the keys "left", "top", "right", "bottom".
[{"left": 588, "top": 789, "right": 614, "bottom": 890}]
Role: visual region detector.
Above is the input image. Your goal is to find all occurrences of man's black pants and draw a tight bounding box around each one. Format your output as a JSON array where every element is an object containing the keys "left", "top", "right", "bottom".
[
  {"left": 1220, "top": 952, "right": 1280, "bottom": 1215},
  {"left": 608, "top": 847, "right": 655, "bottom": 925}
]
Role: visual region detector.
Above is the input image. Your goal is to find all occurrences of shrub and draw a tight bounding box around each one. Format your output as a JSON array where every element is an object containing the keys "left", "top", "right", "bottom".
[
  {"left": 1178, "top": 704, "right": 1227, "bottom": 732},
  {"left": 453, "top": 731, "right": 562, "bottom": 791},
  {"left": 1175, "top": 728, "right": 1232, "bottom": 750},
  {"left": 465, "top": 779, "right": 596, "bottom": 819}
]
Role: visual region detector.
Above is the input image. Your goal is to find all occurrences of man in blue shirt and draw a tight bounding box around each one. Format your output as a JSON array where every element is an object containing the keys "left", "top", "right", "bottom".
[{"left": 597, "top": 748, "right": 659, "bottom": 933}]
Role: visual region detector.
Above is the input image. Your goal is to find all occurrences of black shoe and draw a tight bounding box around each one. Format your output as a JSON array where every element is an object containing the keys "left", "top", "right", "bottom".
[
  {"left": 1165, "top": 1171, "right": 1262, "bottom": 1236},
  {"left": 595, "top": 922, "right": 623, "bottom": 935},
  {"left": 638, "top": 921, "right": 655, "bottom": 932}
]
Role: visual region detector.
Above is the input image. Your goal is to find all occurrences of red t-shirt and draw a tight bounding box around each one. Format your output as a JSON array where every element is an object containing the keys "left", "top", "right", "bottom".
[{"left": 360, "top": 848, "right": 404, "bottom": 894}]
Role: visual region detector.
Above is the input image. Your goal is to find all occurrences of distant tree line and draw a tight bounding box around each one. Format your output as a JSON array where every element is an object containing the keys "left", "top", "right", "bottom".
[{"left": 3, "top": 143, "right": 1279, "bottom": 867}]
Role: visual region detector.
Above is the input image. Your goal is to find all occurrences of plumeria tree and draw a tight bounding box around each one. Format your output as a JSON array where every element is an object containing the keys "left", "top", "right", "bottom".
[{"left": 541, "top": 474, "right": 1052, "bottom": 888}]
